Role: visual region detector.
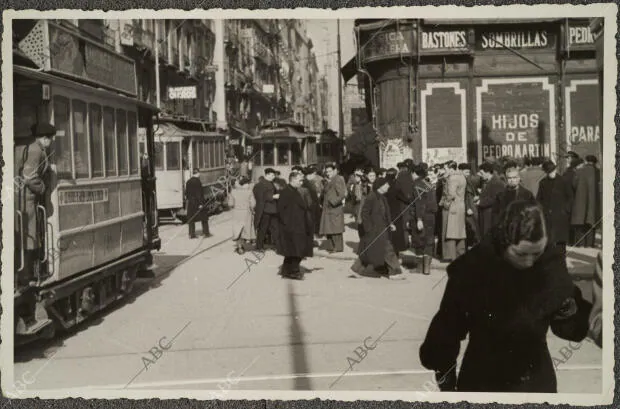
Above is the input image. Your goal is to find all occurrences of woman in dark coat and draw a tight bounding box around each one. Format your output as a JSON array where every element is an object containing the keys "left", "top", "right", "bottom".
[
  {"left": 390, "top": 163, "right": 415, "bottom": 253},
  {"left": 351, "top": 178, "right": 404, "bottom": 279},
  {"left": 536, "top": 160, "right": 574, "bottom": 257},
  {"left": 420, "top": 199, "right": 592, "bottom": 392},
  {"left": 277, "top": 171, "right": 313, "bottom": 280}
]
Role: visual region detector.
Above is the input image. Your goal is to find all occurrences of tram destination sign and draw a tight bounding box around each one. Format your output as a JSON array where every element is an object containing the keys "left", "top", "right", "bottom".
[{"left": 59, "top": 189, "right": 109, "bottom": 206}]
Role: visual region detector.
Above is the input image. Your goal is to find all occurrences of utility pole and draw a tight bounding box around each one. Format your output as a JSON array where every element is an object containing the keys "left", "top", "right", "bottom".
[
  {"left": 154, "top": 20, "right": 161, "bottom": 109},
  {"left": 336, "top": 19, "right": 345, "bottom": 160}
]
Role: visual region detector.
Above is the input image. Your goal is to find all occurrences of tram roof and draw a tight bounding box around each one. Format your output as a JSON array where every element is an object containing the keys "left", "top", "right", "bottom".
[{"left": 14, "top": 64, "right": 159, "bottom": 112}]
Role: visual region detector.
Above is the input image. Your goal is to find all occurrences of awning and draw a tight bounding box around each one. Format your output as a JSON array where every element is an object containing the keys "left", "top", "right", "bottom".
[{"left": 341, "top": 56, "right": 359, "bottom": 83}]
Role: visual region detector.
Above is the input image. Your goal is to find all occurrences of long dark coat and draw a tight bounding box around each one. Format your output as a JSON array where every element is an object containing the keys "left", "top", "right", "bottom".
[
  {"left": 477, "top": 175, "right": 505, "bottom": 236},
  {"left": 252, "top": 179, "right": 277, "bottom": 229},
  {"left": 537, "top": 176, "right": 574, "bottom": 244},
  {"left": 306, "top": 177, "right": 322, "bottom": 234},
  {"left": 492, "top": 185, "right": 534, "bottom": 227},
  {"left": 410, "top": 178, "right": 437, "bottom": 249},
  {"left": 571, "top": 164, "right": 597, "bottom": 226},
  {"left": 17, "top": 140, "right": 50, "bottom": 250},
  {"left": 464, "top": 176, "right": 481, "bottom": 243},
  {"left": 277, "top": 185, "right": 313, "bottom": 258},
  {"left": 420, "top": 234, "right": 592, "bottom": 392},
  {"left": 389, "top": 170, "right": 415, "bottom": 252},
  {"left": 185, "top": 176, "right": 209, "bottom": 223},
  {"left": 319, "top": 175, "right": 346, "bottom": 235},
  {"left": 359, "top": 191, "right": 392, "bottom": 267}
]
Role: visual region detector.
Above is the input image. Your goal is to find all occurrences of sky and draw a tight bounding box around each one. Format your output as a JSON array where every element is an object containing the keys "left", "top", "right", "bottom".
[{"left": 305, "top": 19, "right": 356, "bottom": 132}]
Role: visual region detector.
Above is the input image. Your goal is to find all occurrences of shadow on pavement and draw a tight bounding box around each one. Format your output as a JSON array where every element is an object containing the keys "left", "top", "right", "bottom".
[{"left": 288, "top": 280, "right": 312, "bottom": 390}]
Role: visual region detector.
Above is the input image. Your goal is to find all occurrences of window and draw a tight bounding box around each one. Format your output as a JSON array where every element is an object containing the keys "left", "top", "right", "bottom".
[
  {"left": 202, "top": 141, "right": 208, "bottom": 168},
  {"left": 72, "top": 100, "right": 89, "bottom": 178},
  {"left": 103, "top": 107, "right": 117, "bottom": 177},
  {"left": 89, "top": 104, "right": 104, "bottom": 177},
  {"left": 198, "top": 141, "right": 204, "bottom": 168},
  {"left": 116, "top": 110, "right": 128, "bottom": 175},
  {"left": 154, "top": 142, "right": 164, "bottom": 170},
  {"left": 128, "top": 111, "right": 139, "bottom": 175},
  {"left": 52, "top": 96, "right": 72, "bottom": 179},
  {"left": 216, "top": 141, "right": 222, "bottom": 167},
  {"left": 277, "top": 143, "right": 289, "bottom": 166},
  {"left": 263, "top": 143, "right": 274, "bottom": 165},
  {"left": 166, "top": 142, "right": 180, "bottom": 170},
  {"left": 139, "top": 142, "right": 146, "bottom": 156},
  {"left": 209, "top": 141, "right": 216, "bottom": 168},
  {"left": 192, "top": 141, "right": 198, "bottom": 170},
  {"left": 291, "top": 142, "right": 301, "bottom": 165}
]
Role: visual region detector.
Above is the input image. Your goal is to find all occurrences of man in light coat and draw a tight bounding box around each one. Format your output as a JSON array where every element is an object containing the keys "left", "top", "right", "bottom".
[
  {"left": 441, "top": 162, "right": 467, "bottom": 261},
  {"left": 571, "top": 156, "right": 598, "bottom": 247},
  {"left": 319, "top": 163, "right": 347, "bottom": 253}
]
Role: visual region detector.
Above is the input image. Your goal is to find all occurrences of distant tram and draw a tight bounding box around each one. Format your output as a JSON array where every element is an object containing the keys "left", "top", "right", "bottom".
[
  {"left": 248, "top": 120, "right": 317, "bottom": 182},
  {"left": 139, "top": 120, "right": 228, "bottom": 222},
  {"left": 315, "top": 129, "right": 344, "bottom": 167}
]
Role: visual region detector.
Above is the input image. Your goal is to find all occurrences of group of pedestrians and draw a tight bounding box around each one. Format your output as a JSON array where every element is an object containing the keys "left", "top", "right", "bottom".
[{"left": 226, "top": 163, "right": 347, "bottom": 280}]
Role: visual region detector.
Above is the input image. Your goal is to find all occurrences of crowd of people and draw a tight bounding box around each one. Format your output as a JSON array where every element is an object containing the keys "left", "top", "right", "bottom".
[{"left": 185, "top": 149, "right": 601, "bottom": 281}]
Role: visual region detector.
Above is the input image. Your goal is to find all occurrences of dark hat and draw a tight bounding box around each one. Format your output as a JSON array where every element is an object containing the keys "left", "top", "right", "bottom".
[
  {"left": 31, "top": 122, "right": 57, "bottom": 137},
  {"left": 373, "top": 177, "right": 389, "bottom": 191},
  {"left": 264, "top": 168, "right": 276, "bottom": 175},
  {"left": 565, "top": 151, "right": 580, "bottom": 159},
  {"left": 542, "top": 160, "right": 557, "bottom": 174}
]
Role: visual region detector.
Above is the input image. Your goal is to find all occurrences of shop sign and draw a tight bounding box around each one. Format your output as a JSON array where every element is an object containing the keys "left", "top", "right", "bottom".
[
  {"left": 168, "top": 86, "right": 197, "bottom": 100},
  {"left": 566, "top": 79, "right": 600, "bottom": 157},
  {"left": 477, "top": 30, "right": 553, "bottom": 50},
  {"left": 362, "top": 28, "right": 415, "bottom": 62},
  {"left": 566, "top": 24, "right": 595, "bottom": 51},
  {"left": 421, "top": 30, "right": 468, "bottom": 51},
  {"left": 59, "top": 189, "right": 109, "bottom": 206},
  {"left": 477, "top": 78, "right": 555, "bottom": 162},
  {"left": 380, "top": 139, "right": 412, "bottom": 169}
]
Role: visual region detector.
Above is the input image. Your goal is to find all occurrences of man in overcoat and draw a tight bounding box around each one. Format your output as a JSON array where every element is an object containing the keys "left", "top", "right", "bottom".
[
  {"left": 16, "top": 123, "right": 55, "bottom": 291},
  {"left": 441, "top": 162, "right": 467, "bottom": 261},
  {"left": 390, "top": 161, "right": 415, "bottom": 254},
  {"left": 277, "top": 171, "right": 313, "bottom": 280},
  {"left": 304, "top": 166, "right": 323, "bottom": 237},
  {"left": 571, "top": 156, "right": 597, "bottom": 247},
  {"left": 253, "top": 168, "right": 280, "bottom": 251},
  {"left": 491, "top": 162, "right": 534, "bottom": 227},
  {"left": 520, "top": 156, "right": 546, "bottom": 197},
  {"left": 319, "top": 163, "right": 347, "bottom": 252},
  {"left": 186, "top": 168, "right": 211, "bottom": 239},
  {"left": 460, "top": 163, "right": 480, "bottom": 248},
  {"left": 563, "top": 151, "right": 580, "bottom": 245},
  {"left": 476, "top": 162, "right": 505, "bottom": 236},
  {"left": 537, "top": 160, "right": 573, "bottom": 257},
  {"left": 410, "top": 164, "right": 437, "bottom": 275},
  {"left": 351, "top": 178, "right": 404, "bottom": 279}
]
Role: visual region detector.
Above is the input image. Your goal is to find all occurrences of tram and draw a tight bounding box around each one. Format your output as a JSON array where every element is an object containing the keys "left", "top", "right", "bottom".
[
  {"left": 139, "top": 119, "right": 228, "bottom": 222},
  {"left": 315, "top": 129, "right": 344, "bottom": 168},
  {"left": 12, "top": 19, "right": 160, "bottom": 345},
  {"left": 248, "top": 120, "right": 318, "bottom": 182}
]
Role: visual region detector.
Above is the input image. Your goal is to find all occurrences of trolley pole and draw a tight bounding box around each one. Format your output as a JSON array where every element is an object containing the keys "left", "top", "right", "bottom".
[
  {"left": 155, "top": 21, "right": 161, "bottom": 110},
  {"left": 337, "top": 19, "right": 345, "bottom": 162}
]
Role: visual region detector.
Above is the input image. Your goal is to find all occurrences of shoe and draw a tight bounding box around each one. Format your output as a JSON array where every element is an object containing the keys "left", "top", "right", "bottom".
[
  {"left": 189, "top": 236, "right": 197, "bottom": 239},
  {"left": 204, "top": 233, "right": 213, "bottom": 238},
  {"left": 388, "top": 273, "right": 406, "bottom": 281}
]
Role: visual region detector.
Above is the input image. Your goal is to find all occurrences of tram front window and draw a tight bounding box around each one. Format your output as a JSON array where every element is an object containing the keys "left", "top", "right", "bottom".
[
  {"left": 154, "top": 142, "right": 164, "bottom": 170},
  {"left": 263, "top": 143, "right": 274, "bottom": 165},
  {"left": 166, "top": 142, "right": 181, "bottom": 171},
  {"left": 291, "top": 142, "right": 301, "bottom": 165},
  {"left": 277, "top": 143, "right": 289, "bottom": 166}
]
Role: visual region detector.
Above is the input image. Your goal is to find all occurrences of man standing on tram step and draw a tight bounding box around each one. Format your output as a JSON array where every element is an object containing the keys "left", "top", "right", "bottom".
[
  {"left": 185, "top": 168, "right": 212, "bottom": 239},
  {"left": 15, "top": 123, "right": 55, "bottom": 334},
  {"left": 319, "top": 163, "right": 347, "bottom": 253},
  {"left": 253, "top": 168, "right": 280, "bottom": 251},
  {"left": 491, "top": 161, "right": 534, "bottom": 228}
]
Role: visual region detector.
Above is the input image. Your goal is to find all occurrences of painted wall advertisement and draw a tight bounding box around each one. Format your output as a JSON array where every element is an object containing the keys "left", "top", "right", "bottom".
[
  {"left": 478, "top": 79, "right": 555, "bottom": 162},
  {"left": 566, "top": 79, "right": 600, "bottom": 158}
]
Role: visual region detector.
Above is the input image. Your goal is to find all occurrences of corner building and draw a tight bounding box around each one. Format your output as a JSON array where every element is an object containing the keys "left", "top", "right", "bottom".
[{"left": 342, "top": 18, "right": 602, "bottom": 169}]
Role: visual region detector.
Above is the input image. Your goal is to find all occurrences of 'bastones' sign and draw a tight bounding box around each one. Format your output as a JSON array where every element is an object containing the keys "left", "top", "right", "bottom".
[{"left": 476, "top": 77, "right": 556, "bottom": 162}]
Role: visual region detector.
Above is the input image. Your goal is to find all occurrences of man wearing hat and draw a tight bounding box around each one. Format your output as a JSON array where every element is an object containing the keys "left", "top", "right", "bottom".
[
  {"left": 562, "top": 151, "right": 581, "bottom": 245},
  {"left": 14, "top": 123, "right": 55, "bottom": 333}
]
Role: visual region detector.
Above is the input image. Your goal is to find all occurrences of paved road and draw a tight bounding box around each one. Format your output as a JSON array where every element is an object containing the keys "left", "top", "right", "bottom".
[{"left": 13, "top": 212, "right": 602, "bottom": 394}]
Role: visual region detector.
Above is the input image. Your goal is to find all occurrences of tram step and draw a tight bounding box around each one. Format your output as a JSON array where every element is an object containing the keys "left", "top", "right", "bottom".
[{"left": 15, "top": 317, "right": 53, "bottom": 336}]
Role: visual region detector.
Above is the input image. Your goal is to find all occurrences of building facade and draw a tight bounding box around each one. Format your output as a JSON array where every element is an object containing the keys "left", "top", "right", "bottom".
[{"left": 343, "top": 18, "right": 601, "bottom": 170}]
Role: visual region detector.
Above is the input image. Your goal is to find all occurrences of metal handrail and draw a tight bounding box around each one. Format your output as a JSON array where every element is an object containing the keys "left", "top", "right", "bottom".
[
  {"left": 37, "top": 205, "right": 48, "bottom": 263},
  {"left": 16, "top": 210, "right": 24, "bottom": 272}
]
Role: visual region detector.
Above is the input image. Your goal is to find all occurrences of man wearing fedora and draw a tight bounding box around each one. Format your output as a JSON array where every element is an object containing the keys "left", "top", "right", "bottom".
[{"left": 15, "top": 122, "right": 56, "bottom": 334}]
